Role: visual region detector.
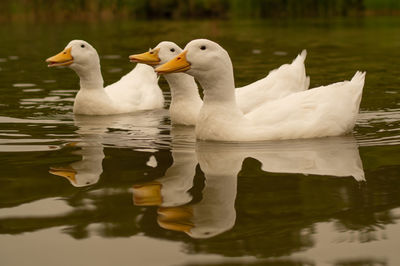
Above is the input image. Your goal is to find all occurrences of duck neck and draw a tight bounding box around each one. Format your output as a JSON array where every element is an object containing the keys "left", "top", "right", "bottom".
[
  {"left": 197, "top": 69, "right": 237, "bottom": 108},
  {"left": 165, "top": 73, "right": 202, "bottom": 104},
  {"left": 73, "top": 63, "right": 104, "bottom": 90}
]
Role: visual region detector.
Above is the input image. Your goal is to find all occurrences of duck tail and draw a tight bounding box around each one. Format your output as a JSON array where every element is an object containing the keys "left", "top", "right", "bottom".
[
  {"left": 293, "top": 50, "right": 309, "bottom": 90},
  {"left": 350, "top": 71, "right": 366, "bottom": 86},
  {"left": 300, "top": 49, "right": 307, "bottom": 60},
  {"left": 293, "top": 49, "right": 307, "bottom": 64},
  {"left": 349, "top": 71, "right": 366, "bottom": 115}
]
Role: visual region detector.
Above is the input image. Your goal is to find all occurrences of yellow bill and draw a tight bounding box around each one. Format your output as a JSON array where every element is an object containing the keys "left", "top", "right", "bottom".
[
  {"left": 155, "top": 50, "right": 190, "bottom": 74},
  {"left": 46, "top": 47, "right": 73, "bottom": 67},
  {"left": 129, "top": 48, "right": 160, "bottom": 65}
]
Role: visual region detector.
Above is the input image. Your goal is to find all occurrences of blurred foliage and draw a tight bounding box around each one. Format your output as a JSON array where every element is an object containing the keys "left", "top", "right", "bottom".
[{"left": 0, "top": 0, "right": 399, "bottom": 22}]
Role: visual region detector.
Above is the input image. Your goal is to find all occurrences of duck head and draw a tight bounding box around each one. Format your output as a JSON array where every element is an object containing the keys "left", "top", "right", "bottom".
[
  {"left": 129, "top": 41, "right": 182, "bottom": 67},
  {"left": 46, "top": 40, "right": 100, "bottom": 73},
  {"left": 155, "top": 39, "right": 235, "bottom": 101},
  {"left": 155, "top": 39, "right": 232, "bottom": 78}
]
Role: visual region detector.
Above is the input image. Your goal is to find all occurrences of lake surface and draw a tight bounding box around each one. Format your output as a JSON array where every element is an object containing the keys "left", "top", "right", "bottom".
[{"left": 0, "top": 17, "right": 400, "bottom": 266}]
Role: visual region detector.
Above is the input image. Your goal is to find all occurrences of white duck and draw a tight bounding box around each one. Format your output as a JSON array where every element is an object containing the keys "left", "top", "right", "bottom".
[
  {"left": 156, "top": 39, "right": 366, "bottom": 142},
  {"left": 46, "top": 40, "right": 164, "bottom": 115},
  {"left": 129, "top": 41, "right": 309, "bottom": 125}
]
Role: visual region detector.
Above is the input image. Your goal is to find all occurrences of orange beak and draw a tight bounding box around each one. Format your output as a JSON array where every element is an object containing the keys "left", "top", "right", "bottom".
[
  {"left": 46, "top": 47, "right": 74, "bottom": 67},
  {"left": 155, "top": 50, "right": 190, "bottom": 75},
  {"left": 129, "top": 48, "right": 161, "bottom": 66}
]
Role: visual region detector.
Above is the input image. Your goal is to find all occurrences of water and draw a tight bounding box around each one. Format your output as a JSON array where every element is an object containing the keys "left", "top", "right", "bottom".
[{"left": 0, "top": 17, "right": 400, "bottom": 266}]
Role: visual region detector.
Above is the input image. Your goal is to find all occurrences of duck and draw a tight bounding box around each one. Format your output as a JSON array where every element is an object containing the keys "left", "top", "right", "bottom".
[
  {"left": 155, "top": 39, "right": 366, "bottom": 142},
  {"left": 129, "top": 41, "right": 309, "bottom": 125},
  {"left": 46, "top": 40, "right": 164, "bottom": 115}
]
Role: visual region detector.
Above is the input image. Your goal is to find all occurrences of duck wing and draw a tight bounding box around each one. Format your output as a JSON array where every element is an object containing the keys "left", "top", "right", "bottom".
[
  {"left": 236, "top": 50, "right": 309, "bottom": 113},
  {"left": 244, "top": 71, "right": 365, "bottom": 140},
  {"left": 105, "top": 63, "right": 164, "bottom": 112}
]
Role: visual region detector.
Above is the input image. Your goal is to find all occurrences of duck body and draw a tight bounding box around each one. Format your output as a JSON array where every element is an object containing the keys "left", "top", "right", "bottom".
[
  {"left": 47, "top": 40, "right": 164, "bottom": 115},
  {"left": 130, "top": 41, "right": 309, "bottom": 125},
  {"left": 156, "top": 39, "right": 365, "bottom": 142},
  {"left": 196, "top": 71, "right": 365, "bottom": 141}
]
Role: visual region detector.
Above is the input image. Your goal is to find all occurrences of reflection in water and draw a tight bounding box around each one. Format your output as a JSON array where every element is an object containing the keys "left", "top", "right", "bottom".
[
  {"left": 249, "top": 136, "right": 365, "bottom": 181},
  {"left": 134, "top": 127, "right": 238, "bottom": 239},
  {"left": 156, "top": 140, "right": 239, "bottom": 239},
  {"left": 198, "top": 136, "right": 365, "bottom": 183},
  {"left": 50, "top": 142, "right": 104, "bottom": 187},
  {"left": 134, "top": 132, "right": 365, "bottom": 239},
  {"left": 50, "top": 110, "right": 167, "bottom": 187},
  {"left": 134, "top": 127, "right": 197, "bottom": 207}
]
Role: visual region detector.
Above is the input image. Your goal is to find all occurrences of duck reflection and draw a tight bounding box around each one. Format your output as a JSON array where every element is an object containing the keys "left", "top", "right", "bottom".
[
  {"left": 134, "top": 126, "right": 237, "bottom": 238},
  {"left": 133, "top": 134, "right": 364, "bottom": 239},
  {"left": 50, "top": 141, "right": 104, "bottom": 187},
  {"left": 232, "top": 135, "right": 365, "bottom": 181},
  {"left": 160, "top": 139, "right": 240, "bottom": 239},
  {"left": 157, "top": 156, "right": 238, "bottom": 239},
  {"left": 133, "top": 126, "right": 197, "bottom": 207},
  {"left": 50, "top": 109, "right": 167, "bottom": 187}
]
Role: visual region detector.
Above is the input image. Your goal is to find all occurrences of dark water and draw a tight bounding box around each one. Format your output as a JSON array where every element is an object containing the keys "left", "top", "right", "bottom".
[{"left": 0, "top": 17, "right": 400, "bottom": 266}]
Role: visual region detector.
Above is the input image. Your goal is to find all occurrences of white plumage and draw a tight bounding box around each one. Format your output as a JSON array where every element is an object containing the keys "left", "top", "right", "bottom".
[
  {"left": 46, "top": 40, "right": 164, "bottom": 115},
  {"left": 156, "top": 39, "right": 365, "bottom": 142},
  {"left": 131, "top": 41, "right": 309, "bottom": 125}
]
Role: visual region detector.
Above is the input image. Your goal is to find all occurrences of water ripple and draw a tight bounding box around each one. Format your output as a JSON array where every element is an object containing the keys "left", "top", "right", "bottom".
[
  {"left": 0, "top": 144, "right": 60, "bottom": 152},
  {"left": 356, "top": 108, "right": 400, "bottom": 147},
  {"left": 23, "top": 88, "right": 43, "bottom": 92},
  {"left": 13, "top": 83, "right": 36, "bottom": 88},
  {"left": 0, "top": 116, "right": 72, "bottom": 124}
]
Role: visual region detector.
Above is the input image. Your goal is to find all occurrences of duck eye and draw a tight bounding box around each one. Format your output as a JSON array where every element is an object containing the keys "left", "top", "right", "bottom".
[
  {"left": 81, "top": 44, "right": 85, "bottom": 48},
  {"left": 170, "top": 48, "right": 175, "bottom": 52},
  {"left": 200, "top": 45, "right": 206, "bottom": 50}
]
